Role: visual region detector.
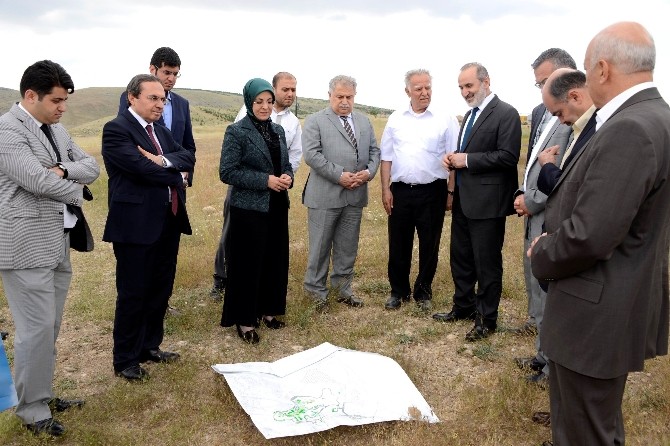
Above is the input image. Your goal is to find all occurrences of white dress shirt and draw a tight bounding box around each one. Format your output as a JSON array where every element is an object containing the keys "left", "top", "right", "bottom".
[
  {"left": 595, "top": 82, "right": 655, "bottom": 130},
  {"left": 380, "top": 104, "right": 459, "bottom": 184}
]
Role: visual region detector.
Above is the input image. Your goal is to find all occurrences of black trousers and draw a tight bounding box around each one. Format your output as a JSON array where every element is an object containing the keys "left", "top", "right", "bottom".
[
  {"left": 387, "top": 179, "right": 447, "bottom": 301},
  {"left": 221, "top": 192, "right": 289, "bottom": 328},
  {"left": 112, "top": 209, "right": 181, "bottom": 371},
  {"left": 449, "top": 188, "right": 506, "bottom": 328}
]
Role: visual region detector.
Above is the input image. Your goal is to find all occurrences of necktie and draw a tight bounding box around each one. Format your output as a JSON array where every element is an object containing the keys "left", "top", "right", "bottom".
[
  {"left": 146, "top": 125, "right": 178, "bottom": 215},
  {"left": 340, "top": 116, "right": 357, "bottom": 149},
  {"left": 460, "top": 107, "right": 479, "bottom": 152}
]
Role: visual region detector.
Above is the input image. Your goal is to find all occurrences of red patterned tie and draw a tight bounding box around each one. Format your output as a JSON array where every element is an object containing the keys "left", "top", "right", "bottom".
[{"left": 146, "top": 125, "right": 178, "bottom": 215}]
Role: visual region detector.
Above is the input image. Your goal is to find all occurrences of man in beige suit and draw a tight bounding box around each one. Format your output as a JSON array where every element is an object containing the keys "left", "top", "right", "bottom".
[
  {"left": 0, "top": 60, "right": 99, "bottom": 437},
  {"left": 530, "top": 22, "right": 669, "bottom": 445}
]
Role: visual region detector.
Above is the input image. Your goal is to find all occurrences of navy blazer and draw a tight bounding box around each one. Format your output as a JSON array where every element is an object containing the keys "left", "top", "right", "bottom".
[
  {"left": 119, "top": 90, "right": 196, "bottom": 185},
  {"left": 536, "top": 112, "right": 597, "bottom": 196},
  {"left": 102, "top": 110, "right": 195, "bottom": 244},
  {"left": 457, "top": 95, "right": 521, "bottom": 219}
]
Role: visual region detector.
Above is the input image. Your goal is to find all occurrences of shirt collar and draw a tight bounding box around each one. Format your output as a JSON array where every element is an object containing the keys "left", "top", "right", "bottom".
[
  {"left": 471, "top": 92, "right": 495, "bottom": 114},
  {"left": 404, "top": 102, "right": 433, "bottom": 118},
  {"left": 573, "top": 105, "right": 596, "bottom": 133},
  {"left": 18, "top": 102, "right": 45, "bottom": 127},
  {"left": 128, "top": 106, "right": 150, "bottom": 128},
  {"left": 596, "top": 82, "right": 654, "bottom": 129}
]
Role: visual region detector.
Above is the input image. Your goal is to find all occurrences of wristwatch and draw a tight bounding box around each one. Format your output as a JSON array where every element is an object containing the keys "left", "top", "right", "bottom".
[
  {"left": 161, "top": 156, "right": 168, "bottom": 168},
  {"left": 57, "top": 163, "right": 68, "bottom": 179}
]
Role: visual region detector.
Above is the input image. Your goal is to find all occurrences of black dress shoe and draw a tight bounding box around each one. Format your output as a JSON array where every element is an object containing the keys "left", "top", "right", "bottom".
[
  {"left": 262, "top": 317, "right": 286, "bottom": 329},
  {"left": 26, "top": 418, "right": 65, "bottom": 437},
  {"left": 115, "top": 364, "right": 149, "bottom": 381},
  {"left": 142, "top": 349, "right": 180, "bottom": 363},
  {"left": 527, "top": 370, "right": 548, "bottom": 385},
  {"left": 337, "top": 294, "right": 364, "bottom": 307},
  {"left": 237, "top": 325, "right": 260, "bottom": 344},
  {"left": 49, "top": 397, "right": 85, "bottom": 412},
  {"left": 384, "top": 296, "right": 402, "bottom": 310},
  {"left": 515, "top": 356, "right": 545, "bottom": 372},
  {"left": 465, "top": 324, "right": 494, "bottom": 341},
  {"left": 432, "top": 309, "right": 476, "bottom": 322}
]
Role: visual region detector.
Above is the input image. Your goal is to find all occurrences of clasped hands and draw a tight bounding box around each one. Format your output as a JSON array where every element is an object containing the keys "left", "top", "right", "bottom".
[
  {"left": 268, "top": 174, "right": 292, "bottom": 192},
  {"left": 339, "top": 170, "right": 370, "bottom": 190}
]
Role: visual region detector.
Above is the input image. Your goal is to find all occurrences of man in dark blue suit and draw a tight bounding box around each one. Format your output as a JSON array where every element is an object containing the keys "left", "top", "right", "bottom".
[
  {"left": 103, "top": 74, "right": 195, "bottom": 381},
  {"left": 118, "top": 47, "right": 196, "bottom": 187}
]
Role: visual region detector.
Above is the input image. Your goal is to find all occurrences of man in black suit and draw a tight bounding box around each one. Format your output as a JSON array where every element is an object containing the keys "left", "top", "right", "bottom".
[
  {"left": 103, "top": 74, "right": 195, "bottom": 381},
  {"left": 433, "top": 62, "right": 521, "bottom": 341},
  {"left": 536, "top": 68, "right": 596, "bottom": 196}
]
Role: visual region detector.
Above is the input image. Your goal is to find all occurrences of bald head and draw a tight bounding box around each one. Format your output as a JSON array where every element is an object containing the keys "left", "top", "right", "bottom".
[
  {"left": 584, "top": 21, "right": 655, "bottom": 107},
  {"left": 543, "top": 68, "right": 593, "bottom": 126}
]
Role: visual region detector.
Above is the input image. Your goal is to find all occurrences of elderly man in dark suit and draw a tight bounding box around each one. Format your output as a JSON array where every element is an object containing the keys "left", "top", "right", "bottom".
[
  {"left": 0, "top": 60, "right": 99, "bottom": 436},
  {"left": 302, "top": 75, "right": 380, "bottom": 310},
  {"left": 103, "top": 74, "right": 195, "bottom": 381},
  {"left": 433, "top": 63, "right": 521, "bottom": 342},
  {"left": 530, "top": 22, "right": 669, "bottom": 445}
]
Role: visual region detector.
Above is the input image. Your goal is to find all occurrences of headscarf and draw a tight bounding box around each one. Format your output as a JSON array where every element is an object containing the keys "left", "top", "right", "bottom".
[{"left": 243, "top": 78, "right": 275, "bottom": 120}]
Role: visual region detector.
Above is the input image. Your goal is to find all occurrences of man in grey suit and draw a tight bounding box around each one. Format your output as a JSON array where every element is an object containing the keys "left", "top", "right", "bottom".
[
  {"left": 0, "top": 60, "right": 100, "bottom": 436},
  {"left": 530, "top": 22, "right": 669, "bottom": 445},
  {"left": 512, "top": 49, "right": 574, "bottom": 384},
  {"left": 302, "top": 75, "right": 380, "bottom": 310}
]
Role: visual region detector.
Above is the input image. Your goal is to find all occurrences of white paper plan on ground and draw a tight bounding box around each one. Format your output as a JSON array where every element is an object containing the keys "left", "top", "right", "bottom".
[{"left": 212, "top": 342, "right": 439, "bottom": 439}]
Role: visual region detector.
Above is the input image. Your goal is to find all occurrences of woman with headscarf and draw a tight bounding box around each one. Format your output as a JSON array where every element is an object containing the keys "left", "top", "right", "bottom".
[{"left": 219, "top": 78, "right": 293, "bottom": 344}]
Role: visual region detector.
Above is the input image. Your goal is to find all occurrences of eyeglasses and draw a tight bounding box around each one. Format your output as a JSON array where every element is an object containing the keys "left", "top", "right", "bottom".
[
  {"left": 153, "top": 66, "right": 181, "bottom": 78},
  {"left": 142, "top": 94, "right": 168, "bottom": 104},
  {"left": 535, "top": 78, "right": 548, "bottom": 89}
]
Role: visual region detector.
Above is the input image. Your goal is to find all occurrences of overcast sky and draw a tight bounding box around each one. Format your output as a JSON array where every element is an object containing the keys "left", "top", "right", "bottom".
[{"left": 0, "top": 0, "right": 668, "bottom": 116}]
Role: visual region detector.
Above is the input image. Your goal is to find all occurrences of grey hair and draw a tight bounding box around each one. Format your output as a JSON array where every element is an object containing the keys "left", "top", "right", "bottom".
[
  {"left": 328, "top": 75, "right": 357, "bottom": 94},
  {"left": 548, "top": 70, "right": 586, "bottom": 101},
  {"left": 126, "top": 74, "right": 161, "bottom": 104},
  {"left": 531, "top": 48, "right": 576, "bottom": 70},
  {"left": 404, "top": 69, "right": 431, "bottom": 88},
  {"left": 588, "top": 28, "right": 655, "bottom": 74},
  {"left": 460, "top": 62, "right": 489, "bottom": 82}
]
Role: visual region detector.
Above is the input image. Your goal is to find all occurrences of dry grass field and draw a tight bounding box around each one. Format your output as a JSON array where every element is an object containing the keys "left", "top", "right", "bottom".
[{"left": 0, "top": 97, "right": 668, "bottom": 445}]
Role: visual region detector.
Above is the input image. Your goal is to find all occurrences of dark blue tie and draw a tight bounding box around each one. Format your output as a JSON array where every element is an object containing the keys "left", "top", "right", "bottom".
[{"left": 460, "top": 107, "right": 479, "bottom": 152}]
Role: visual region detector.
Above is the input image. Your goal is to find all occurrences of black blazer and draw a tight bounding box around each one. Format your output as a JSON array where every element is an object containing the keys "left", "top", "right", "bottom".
[
  {"left": 102, "top": 110, "right": 195, "bottom": 244},
  {"left": 536, "top": 112, "right": 597, "bottom": 196},
  {"left": 119, "top": 90, "right": 196, "bottom": 185},
  {"left": 458, "top": 95, "right": 522, "bottom": 219}
]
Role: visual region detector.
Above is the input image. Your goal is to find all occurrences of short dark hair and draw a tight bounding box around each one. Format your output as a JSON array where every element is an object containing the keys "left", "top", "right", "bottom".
[
  {"left": 19, "top": 60, "right": 74, "bottom": 99},
  {"left": 272, "top": 72, "right": 296, "bottom": 87},
  {"left": 150, "top": 47, "right": 181, "bottom": 69},
  {"left": 531, "top": 48, "right": 577, "bottom": 70},
  {"left": 126, "top": 74, "right": 162, "bottom": 103},
  {"left": 548, "top": 70, "right": 586, "bottom": 101}
]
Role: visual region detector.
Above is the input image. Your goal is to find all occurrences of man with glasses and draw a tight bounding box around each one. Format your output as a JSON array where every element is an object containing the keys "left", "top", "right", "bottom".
[
  {"left": 118, "top": 47, "right": 196, "bottom": 315},
  {"left": 511, "top": 48, "right": 574, "bottom": 385},
  {"left": 103, "top": 74, "right": 195, "bottom": 382}
]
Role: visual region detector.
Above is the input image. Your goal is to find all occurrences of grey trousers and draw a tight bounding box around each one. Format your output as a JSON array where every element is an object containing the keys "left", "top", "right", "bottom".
[
  {"left": 0, "top": 233, "right": 72, "bottom": 424},
  {"left": 303, "top": 206, "right": 362, "bottom": 301},
  {"left": 548, "top": 361, "right": 626, "bottom": 445}
]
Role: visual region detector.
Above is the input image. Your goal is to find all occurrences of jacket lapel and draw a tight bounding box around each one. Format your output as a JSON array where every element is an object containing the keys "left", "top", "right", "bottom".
[
  {"left": 463, "top": 96, "right": 498, "bottom": 152},
  {"left": 240, "top": 117, "right": 272, "bottom": 165},
  {"left": 327, "top": 110, "right": 354, "bottom": 148},
  {"left": 11, "top": 104, "right": 58, "bottom": 163},
  {"left": 122, "top": 110, "right": 158, "bottom": 154}
]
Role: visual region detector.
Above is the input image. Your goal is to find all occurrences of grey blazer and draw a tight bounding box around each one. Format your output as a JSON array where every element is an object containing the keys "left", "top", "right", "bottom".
[
  {"left": 0, "top": 104, "right": 99, "bottom": 269},
  {"left": 519, "top": 117, "right": 572, "bottom": 238},
  {"left": 302, "top": 108, "right": 380, "bottom": 209},
  {"left": 219, "top": 116, "right": 293, "bottom": 212},
  {"left": 532, "top": 88, "right": 670, "bottom": 379}
]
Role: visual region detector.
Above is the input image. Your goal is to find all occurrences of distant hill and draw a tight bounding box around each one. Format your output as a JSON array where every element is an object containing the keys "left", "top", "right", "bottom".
[{"left": 0, "top": 87, "right": 393, "bottom": 136}]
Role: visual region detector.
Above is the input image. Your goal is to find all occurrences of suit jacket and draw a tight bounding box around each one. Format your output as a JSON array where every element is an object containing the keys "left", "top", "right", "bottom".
[
  {"left": 518, "top": 117, "right": 572, "bottom": 238},
  {"left": 531, "top": 88, "right": 670, "bottom": 379},
  {"left": 302, "top": 108, "right": 380, "bottom": 209},
  {"left": 527, "top": 104, "right": 546, "bottom": 164},
  {"left": 0, "top": 104, "right": 100, "bottom": 268},
  {"left": 536, "top": 112, "right": 597, "bottom": 196},
  {"left": 219, "top": 116, "right": 293, "bottom": 212},
  {"left": 458, "top": 95, "right": 521, "bottom": 219},
  {"left": 119, "top": 90, "right": 196, "bottom": 185},
  {"left": 102, "top": 109, "right": 195, "bottom": 245}
]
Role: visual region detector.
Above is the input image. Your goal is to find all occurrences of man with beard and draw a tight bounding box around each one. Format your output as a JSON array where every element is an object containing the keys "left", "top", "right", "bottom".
[
  {"left": 433, "top": 63, "right": 521, "bottom": 342},
  {"left": 211, "top": 72, "right": 302, "bottom": 297}
]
